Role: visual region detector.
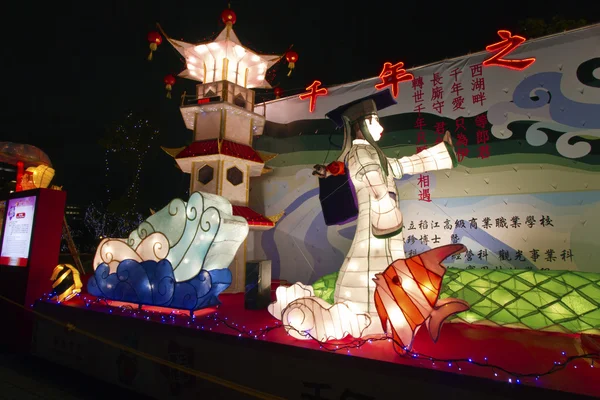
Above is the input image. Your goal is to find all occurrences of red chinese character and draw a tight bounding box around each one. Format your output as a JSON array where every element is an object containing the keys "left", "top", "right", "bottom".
[
  {"left": 450, "top": 68, "right": 462, "bottom": 82},
  {"left": 456, "top": 133, "right": 468, "bottom": 146},
  {"left": 416, "top": 131, "right": 427, "bottom": 144},
  {"left": 478, "top": 144, "right": 491, "bottom": 159},
  {"left": 434, "top": 122, "right": 446, "bottom": 135},
  {"left": 451, "top": 82, "right": 463, "bottom": 96},
  {"left": 299, "top": 80, "right": 328, "bottom": 113},
  {"left": 452, "top": 96, "right": 465, "bottom": 111},
  {"left": 470, "top": 64, "right": 483, "bottom": 77},
  {"left": 414, "top": 103, "right": 426, "bottom": 113},
  {"left": 418, "top": 174, "right": 430, "bottom": 188},
  {"left": 455, "top": 118, "right": 465, "bottom": 132},
  {"left": 412, "top": 76, "right": 424, "bottom": 90},
  {"left": 472, "top": 92, "right": 486, "bottom": 106},
  {"left": 432, "top": 101, "right": 444, "bottom": 114},
  {"left": 475, "top": 114, "right": 488, "bottom": 129},
  {"left": 413, "top": 90, "right": 424, "bottom": 103},
  {"left": 416, "top": 145, "right": 428, "bottom": 153},
  {"left": 431, "top": 86, "right": 444, "bottom": 101},
  {"left": 431, "top": 72, "right": 443, "bottom": 86},
  {"left": 472, "top": 77, "right": 485, "bottom": 91},
  {"left": 419, "top": 188, "right": 432, "bottom": 202},
  {"left": 414, "top": 117, "right": 426, "bottom": 131},
  {"left": 456, "top": 147, "right": 469, "bottom": 162},
  {"left": 476, "top": 130, "right": 490, "bottom": 144},
  {"left": 483, "top": 30, "right": 536, "bottom": 71},
  {"left": 375, "top": 61, "right": 414, "bottom": 98}
]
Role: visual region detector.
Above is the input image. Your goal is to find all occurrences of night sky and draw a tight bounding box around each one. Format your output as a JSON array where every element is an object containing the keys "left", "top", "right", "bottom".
[{"left": 0, "top": 0, "right": 593, "bottom": 208}]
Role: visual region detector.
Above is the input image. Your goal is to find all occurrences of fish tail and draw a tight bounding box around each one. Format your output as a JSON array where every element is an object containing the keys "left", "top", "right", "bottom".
[{"left": 427, "top": 298, "right": 470, "bottom": 343}]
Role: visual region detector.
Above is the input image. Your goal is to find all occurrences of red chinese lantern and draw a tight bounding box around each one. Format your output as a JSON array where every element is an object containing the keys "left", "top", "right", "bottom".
[
  {"left": 147, "top": 31, "right": 162, "bottom": 61},
  {"left": 285, "top": 50, "right": 298, "bottom": 77},
  {"left": 164, "top": 74, "right": 176, "bottom": 99},
  {"left": 221, "top": 8, "right": 237, "bottom": 25},
  {"left": 274, "top": 87, "right": 284, "bottom": 99}
]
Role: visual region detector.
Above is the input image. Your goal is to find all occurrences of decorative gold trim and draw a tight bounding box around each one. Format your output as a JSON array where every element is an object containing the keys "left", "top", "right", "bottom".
[
  {"left": 261, "top": 167, "right": 273, "bottom": 175},
  {"left": 161, "top": 146, "right": 186, "bottom": 158},
  {"left": 219, "top": 108, "right": 226, "bottom": 140},
  {"left": 244, "top": 67, "right": 249, "bottom": 88},
  {"left": 246, "top": 164, "right": 250, "bottom": 203},
  {"left": 203, "top": 62, "right": 207, "bottom": 84},
  {"left": 249, "top": 118, "right": 254, "bottom": 145},
  {"left": 222, "top": 58, "right": 229, "bottom": 81},
  {"left": 266, "top": 210, "right": 285, "bottom": 224},
  {"left": 218, "top": 160, "right": 225, "bottom": 196},
  {"left": 256, "top": 151, "right": 278, "bottom": 163}
]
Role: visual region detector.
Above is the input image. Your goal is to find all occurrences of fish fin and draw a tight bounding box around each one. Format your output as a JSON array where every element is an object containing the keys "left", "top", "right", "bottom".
[
  {"left": 418, "top": 244, "right": 467, "bottom": 276},
  {"left": 427, "top": 298, "right": 470, "bottom": 343},
  {"left": 374, "top": 291, "right": 389, "bottom": 333},
  {"left": 391, "top": 328, "right": 408, "bottom": 355}
]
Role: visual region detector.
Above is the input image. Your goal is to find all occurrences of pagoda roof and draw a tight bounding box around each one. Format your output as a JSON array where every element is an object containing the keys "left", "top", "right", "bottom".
[
  {"left": 176, "top": 139, "right": 263, "bottom": 163},
  {"left": 232, "top": 205, "right": 275, "bottom": 230}
]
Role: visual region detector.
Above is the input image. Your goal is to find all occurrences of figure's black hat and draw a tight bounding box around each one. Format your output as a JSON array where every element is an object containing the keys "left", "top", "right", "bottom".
[{"left": 325, "top": 89, "right": 397, "bottom": 128}]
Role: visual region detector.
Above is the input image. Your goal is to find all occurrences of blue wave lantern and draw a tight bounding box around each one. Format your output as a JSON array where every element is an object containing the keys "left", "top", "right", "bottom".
[{"left": 87, "top": 192, "right": 249, "bottom": 311}]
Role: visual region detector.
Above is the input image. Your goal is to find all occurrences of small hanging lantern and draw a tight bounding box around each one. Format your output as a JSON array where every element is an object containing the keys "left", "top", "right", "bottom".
[
  {"left": 221, "top": 8, "right": 237, "bottom": 26},
  {"left": 164, "top": 74, "right": 176, "bottom": 98},
  {"left": 285, "top": 50, "right": 299, "bottom": 77},
  {"left": 274, "top": 87, "right": 284, "bottom": 99},
  {"left": 147, "top": 31, "right": 163, "bottom": 61}
]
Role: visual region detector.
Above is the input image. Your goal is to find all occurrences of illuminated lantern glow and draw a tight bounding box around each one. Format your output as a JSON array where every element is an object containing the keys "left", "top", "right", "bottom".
[
  {"left": 285, "top": 50, "right": 298, "bottom": 77},
  {"left": 147, "top": 31, "right": 162, "bottom": 61},
  {"left": 299, "top": 80, "right": 328, "bottom": 113},
  {"left": 50, "top": 264, "right": 83, "bottom": 303},
  {"left": 164, "top": 74, "right": 176, "bottom": 99},
  {"left": 269, "top": 283, "right": 372, "bottom": 341},
  {"left": 15, "top": 160, "right": 24, "bottom": 191},
  {"left": 374, "top": 61, "right": 414, "bottom": 98},
  {"left": 221, "top": 8, "right": 237, "bottom": 25},
  {"left": 88, "top": 192, "right": 249, "bottom": 311},
  {"left": 374, "top": 245, "right": 470, "bottom": 354},
  {"left": 273, "top": 87, "right": 284, "bottom": 99},
  {"left": 483, "top": 30, "right": 536, "bottom": 71},
  {"left": 25, "top": 165, "right": 55, "bottom": 188}
]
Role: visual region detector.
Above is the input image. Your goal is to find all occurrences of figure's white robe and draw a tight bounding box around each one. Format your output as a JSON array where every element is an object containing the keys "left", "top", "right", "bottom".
[{"left": 334, "top": 139, "right": 456, "bottom": 333}]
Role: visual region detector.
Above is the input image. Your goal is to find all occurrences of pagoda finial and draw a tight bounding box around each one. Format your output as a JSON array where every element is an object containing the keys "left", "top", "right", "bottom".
[{"left": 220, "top": 5, "right": 237, "bottom": 39}]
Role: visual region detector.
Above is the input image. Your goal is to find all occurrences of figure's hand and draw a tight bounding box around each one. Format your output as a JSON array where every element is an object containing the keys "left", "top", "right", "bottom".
[{"left": 312, "top": 164, "right": 328, "bottom": 178}]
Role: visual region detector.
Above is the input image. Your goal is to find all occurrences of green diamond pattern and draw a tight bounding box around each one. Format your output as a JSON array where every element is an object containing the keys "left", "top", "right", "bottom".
[{"left": 312, "top": 269, "right": 600, "bottom": 334}]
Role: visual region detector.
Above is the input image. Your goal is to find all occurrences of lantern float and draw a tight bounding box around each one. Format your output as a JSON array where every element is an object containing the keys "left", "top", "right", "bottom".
[
  {"left": 147, "top": 31, "right": 162, "bottom": 61},
  {"left": 163, "top": 74, "right": 176, "bottom": 98},
  {"left": 274, "top": 87, "right": 284, "bottom": 99},
  {"left": 285, "top": 50, "right": 298, "bottom": 77}
]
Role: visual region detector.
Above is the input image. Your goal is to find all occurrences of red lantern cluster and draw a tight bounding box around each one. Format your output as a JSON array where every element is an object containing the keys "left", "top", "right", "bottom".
[
  {"left": 221, "top": 8, "right": 237, "bottom": 25},
  {"left": 285, "top": 50, "right": 299, "bottom": 77},
  {"left": 164, "top": 74, "right": 176, "bottom": 99},
  {"left": 147, "top": 31, "right": 162, "bottom": 61},
  {"left": 274, "top": 87, "right": 284, "bottom": 99}
]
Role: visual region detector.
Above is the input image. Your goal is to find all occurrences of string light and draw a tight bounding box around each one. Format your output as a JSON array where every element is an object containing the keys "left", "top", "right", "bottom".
[{"left": 37, "top": 293, "right": 600, "bottom": 387}]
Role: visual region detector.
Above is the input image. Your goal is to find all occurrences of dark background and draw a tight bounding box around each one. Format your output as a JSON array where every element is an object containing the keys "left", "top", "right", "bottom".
[{"left": 0, "top": 0, "right": 595, "bottom": 209}]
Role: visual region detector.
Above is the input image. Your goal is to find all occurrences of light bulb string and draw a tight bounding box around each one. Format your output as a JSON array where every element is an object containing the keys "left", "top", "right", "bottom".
[{"left": 37, "top": 294, "right": 600, "bottom": 384}]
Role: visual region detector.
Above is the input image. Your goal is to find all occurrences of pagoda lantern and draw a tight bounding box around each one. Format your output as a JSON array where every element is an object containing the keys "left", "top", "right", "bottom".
[
  {"left": 147, "top": 31, "right": 162, "bottom": 61},
  {"left": 285, "top": 50, "right": 298, "bottom": 76},
  {"left": 164, "top": 74, "right": 176, "bottom": 98}
]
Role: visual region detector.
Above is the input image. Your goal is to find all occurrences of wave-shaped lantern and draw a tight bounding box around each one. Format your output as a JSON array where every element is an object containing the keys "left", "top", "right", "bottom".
[{"left": 87, "top": 191, "right": 249, "bottom": 311}]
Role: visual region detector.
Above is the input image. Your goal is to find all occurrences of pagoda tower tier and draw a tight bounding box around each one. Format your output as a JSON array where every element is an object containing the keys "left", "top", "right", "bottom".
[{"left": 161, "top": 12, "right": 282, "bottom": 293}]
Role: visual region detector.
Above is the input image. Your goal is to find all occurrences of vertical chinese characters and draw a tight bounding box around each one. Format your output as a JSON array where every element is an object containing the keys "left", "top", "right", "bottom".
[
  {"left": 470, "top": 63, "right": 486, "bottom": 107},
  {"left": 418, "top": 173, "right": 431, "bottom": 203},
  {"left": 431, "top": 72, "right": 444, "bottom": 114},
  {"left": 449, "top": 68, "right": 465, "bottom": 112},
  {"left": 475, "top": 113, "right": 490, "bottom": 159},
  {"left": 454, "top": 117, "right": 468, "bottom": 162},
  {"left": 413, "top": 76, "right": 427, "bottom": 153}
]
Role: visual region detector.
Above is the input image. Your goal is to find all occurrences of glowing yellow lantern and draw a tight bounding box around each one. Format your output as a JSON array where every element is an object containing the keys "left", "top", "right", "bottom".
[{"left": 50, "top": 264, "right": 82, "bottom": 303}]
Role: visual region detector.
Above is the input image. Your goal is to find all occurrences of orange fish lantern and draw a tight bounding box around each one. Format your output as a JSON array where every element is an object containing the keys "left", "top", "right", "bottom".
[
  {"left": 373, "top": 244, "right": 470, "bottom": 354},
  {"left": 273, "top": 87, "right": 284, "bottom": 99},
  {"left": 285, "top": 50, "right": 298, "bottom": 77},
  {"left": 163, "top": 74, "right": 176, "bottom": 99},
  {"left": 147, "top": 31, "right": 162, "bottom": 61}
]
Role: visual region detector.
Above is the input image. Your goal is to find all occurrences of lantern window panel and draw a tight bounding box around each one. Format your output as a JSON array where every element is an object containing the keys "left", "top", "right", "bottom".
[
  {"left": 226, "top": 166, "right": 243, "bottom": 186},
  {"left": 197, "top": 164, "right": 214, "bottom": 185}
]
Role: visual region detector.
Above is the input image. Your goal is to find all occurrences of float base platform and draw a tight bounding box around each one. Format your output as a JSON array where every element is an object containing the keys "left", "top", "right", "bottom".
[{"left": 30, "top": 293, "right": 599, "bottom": 400}]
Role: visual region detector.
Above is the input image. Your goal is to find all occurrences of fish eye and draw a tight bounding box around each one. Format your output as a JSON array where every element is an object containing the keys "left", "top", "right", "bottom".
[{"left": 392, "top": 275, "right": 400, "bottom": 285}]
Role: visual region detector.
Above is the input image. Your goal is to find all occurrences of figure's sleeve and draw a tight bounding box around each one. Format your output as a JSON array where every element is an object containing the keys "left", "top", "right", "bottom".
[
  {"left": 388, "top": 141, "right": 457, "bottom": 177},
  {"left": 353, "top": 146, "right": 384, "bottom": 183}
]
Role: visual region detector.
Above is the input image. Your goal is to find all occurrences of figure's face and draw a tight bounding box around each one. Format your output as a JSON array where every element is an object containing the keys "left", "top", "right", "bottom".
[{"left": 365, "top": 115, "right": 383, "bottom": 141}]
